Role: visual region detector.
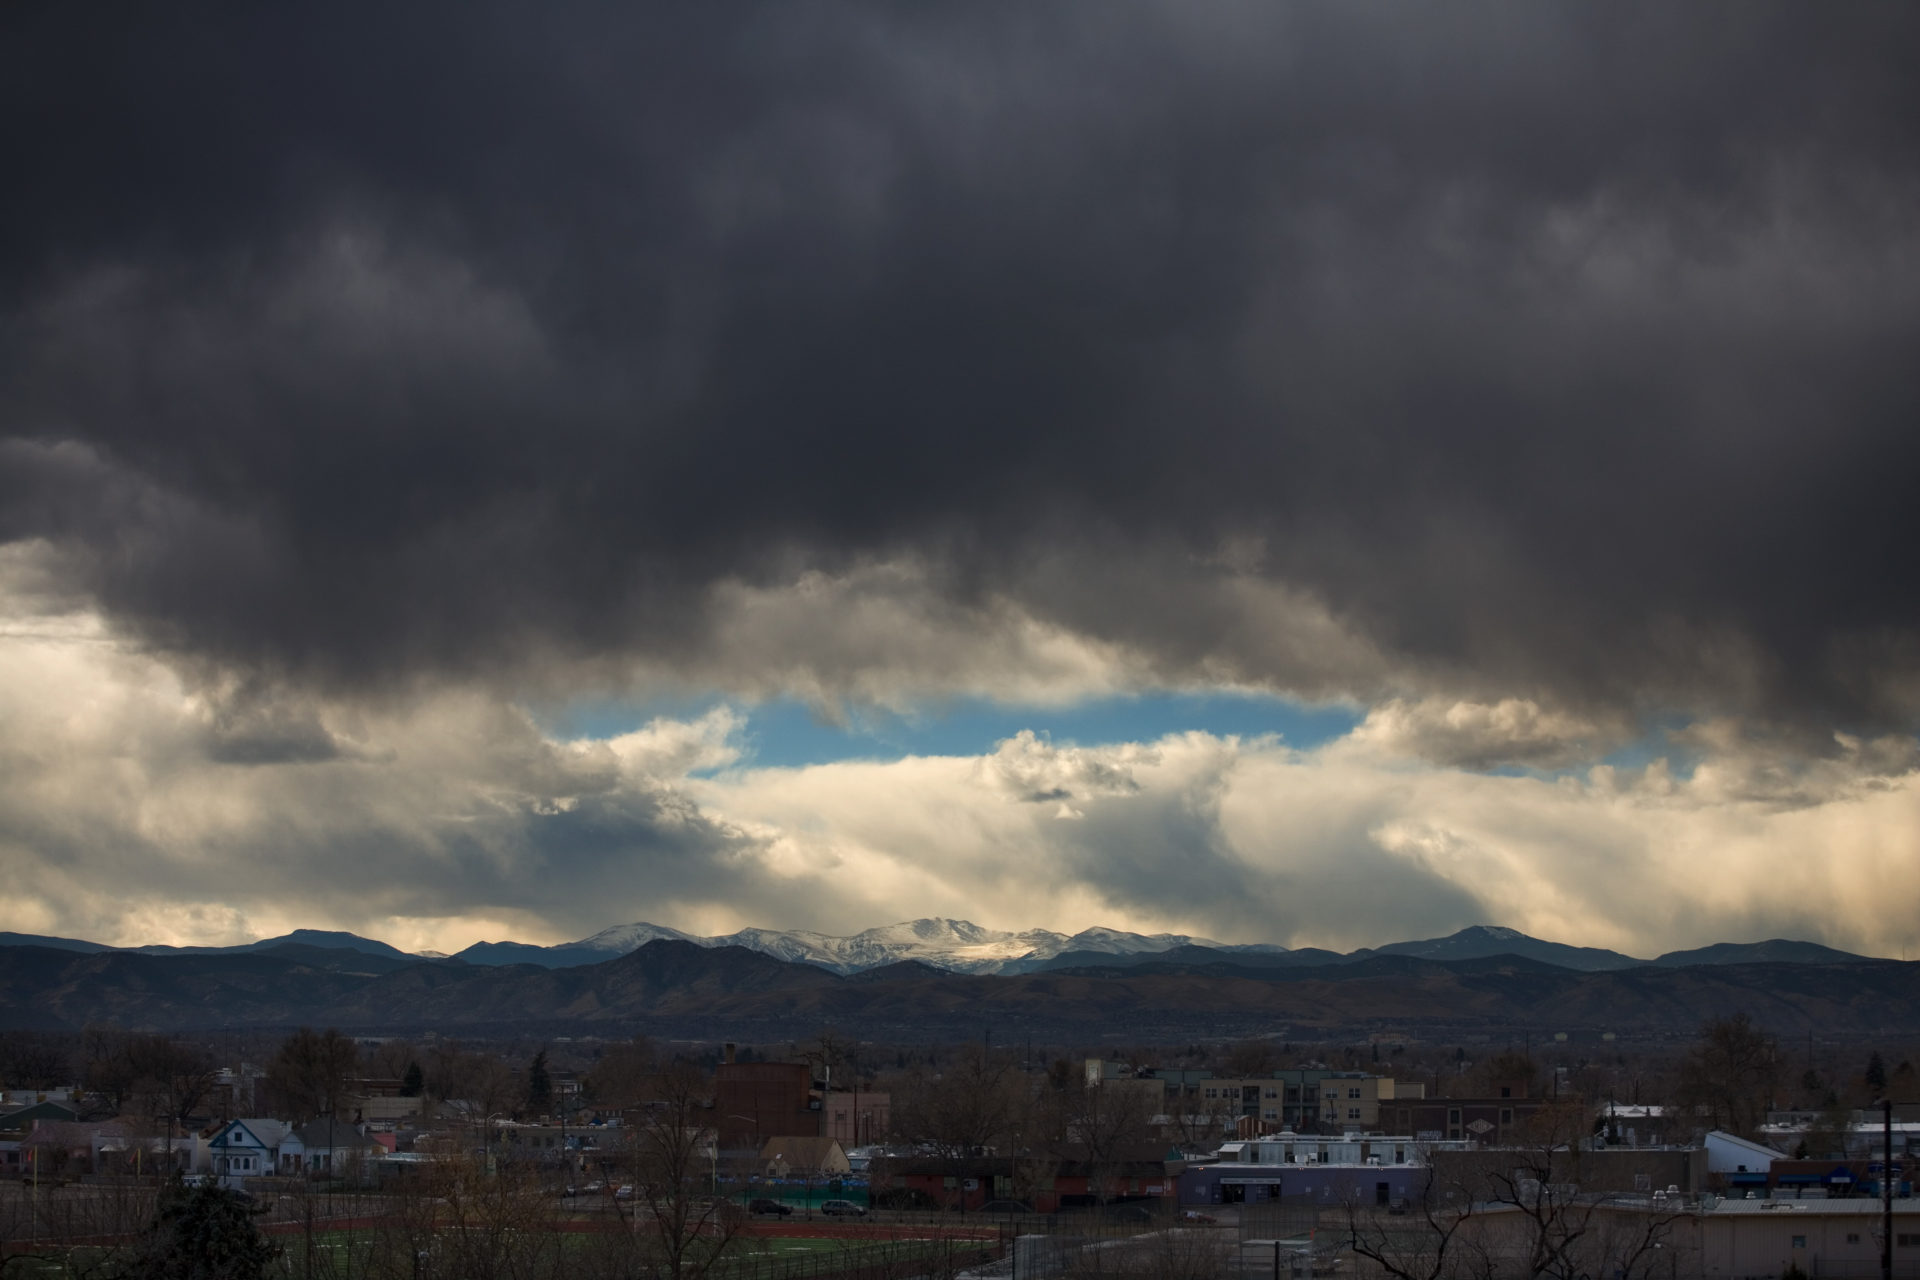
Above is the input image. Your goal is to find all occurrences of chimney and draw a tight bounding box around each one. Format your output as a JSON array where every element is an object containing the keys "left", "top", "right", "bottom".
[{"left": 724, "top": 1043, "right": 737, "bottom": 1065}]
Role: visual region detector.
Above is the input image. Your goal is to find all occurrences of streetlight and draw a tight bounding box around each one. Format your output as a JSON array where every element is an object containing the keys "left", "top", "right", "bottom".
[{"left": 725, "top": 1115, "right": 759, "bottom": 1208}]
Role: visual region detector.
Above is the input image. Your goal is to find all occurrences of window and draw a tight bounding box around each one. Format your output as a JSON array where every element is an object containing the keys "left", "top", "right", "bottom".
[
  {"left": 1500, "top": 1109, "right": 1513, "bottom": 1124},
  {"left": 1348, "top": 1087, "right": 1361, "bottom": 1099},
  {"left": 1264, "top": 1110, "right": 1277, "bottom": 1120},
  {"left": 1847, "top": 1234, "right": 1861, "bottom": 1245},
  {"left": 1791, "top": 1236, "right": 1806, "bottom": 1249},
  {"left": 1348, "top": 1107, "right": 1361, "bottom": 1120},
  {"left": 1265, "top": 1089, "right": 1277, "bottom": 1099},
  {"left": 1448, "top": 1109, "right": 1462, "bottom": 1124},
  {"left": 1205, "top": 1088, "right": 1217, "bottom": 1099},
  {"left": 1899, "top": 1234, "right": 1920, "bottom": 1248}
]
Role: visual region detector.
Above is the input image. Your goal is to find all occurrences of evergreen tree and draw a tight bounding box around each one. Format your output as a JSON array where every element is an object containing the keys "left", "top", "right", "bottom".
[
  {"left": 1866, "top": 1051, "right": 1887, "bottom": 1095},
  {"left": 400, "top": 1060, "right": 424, "bottom": 1097},
  {"left": 527, "top": 1049, "right": 553, "bottom": 1114},
  {"left": 118, "top": 1179, "right": 278, "bottom": 1279}
]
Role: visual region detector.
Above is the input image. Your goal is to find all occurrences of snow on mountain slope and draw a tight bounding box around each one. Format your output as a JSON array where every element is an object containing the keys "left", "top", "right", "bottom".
[
  {"left": 1053, "top": 926, "right": 1229, "bottom": 956},
  {"left": 707, "top": 920, "right": 1068, "bottom": 974},
  {"left": 569, "top": 921, "right": 703, "bottom": 953},
  {"left": 544, "top": 917, "right": 1292, "bottom": 974}
]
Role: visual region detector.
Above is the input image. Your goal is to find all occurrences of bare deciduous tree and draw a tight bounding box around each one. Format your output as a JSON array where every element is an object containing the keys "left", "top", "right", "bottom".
[
  {"left": 585, "top": 1034, "right": 657, "bottom": 1109},
  {"left": 265, "top": 1027, "right": 358, "bottom": 1122},
  {"left": 594, "top": 1060, "right": 743, "bottom": 1280},
  {"left": 891, "top": 1045, "right": 1022, "bottom": 1158},
  {"left": 1674, "top": 1013, "right": 1779, "bottom": 1139},
  {"left": 1343, "top": 1153, "right": 1483, "bottom": 1280}
]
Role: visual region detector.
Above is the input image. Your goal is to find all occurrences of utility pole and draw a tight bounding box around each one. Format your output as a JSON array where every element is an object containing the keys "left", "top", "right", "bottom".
[{"left": 1882, "top": 1096, "right": 1893, "bottom": 1280}]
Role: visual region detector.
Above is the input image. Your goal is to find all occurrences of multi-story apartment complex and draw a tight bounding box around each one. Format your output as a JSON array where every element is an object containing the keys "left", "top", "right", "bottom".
[{"left": 1087, "top": 1061, "right": 1425, "bottom": 1135}]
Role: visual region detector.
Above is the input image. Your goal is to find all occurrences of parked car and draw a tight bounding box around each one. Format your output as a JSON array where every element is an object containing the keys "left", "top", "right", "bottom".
[
  {"left": 229, "top": 1190, "right": 271, "bottom": 1214},
  {"left": 749, "top": 1198, "right": 794, "bottom": 1217},
  {"left": 614, "top": 1184, "right": 635, "bottom": 1200},
  {"left": 819, "top": 1199, "right": 867, "bottom": 1217},
  {"left": 872, "top": 1188, "right": 936, "bottom": 1211}
]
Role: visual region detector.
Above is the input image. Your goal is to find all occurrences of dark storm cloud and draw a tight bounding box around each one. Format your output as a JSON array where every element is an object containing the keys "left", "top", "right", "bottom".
[{"left": 5, "top": 2, "right": 1920, "bottom": 725}]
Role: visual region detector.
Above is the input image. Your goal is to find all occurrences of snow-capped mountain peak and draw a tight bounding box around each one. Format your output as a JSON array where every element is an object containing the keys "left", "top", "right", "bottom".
[
  {"left": 537, "top": 917, "right": 1283, "bottom": 975},
  {"left": 571, "top": 921, "right": 701, "bottom": 952}
]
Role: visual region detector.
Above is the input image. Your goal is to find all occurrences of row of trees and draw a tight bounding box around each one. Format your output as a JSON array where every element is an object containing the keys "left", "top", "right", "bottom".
[{"left": 7, "top": 1015, "right": 1912, "bottom": 1142}]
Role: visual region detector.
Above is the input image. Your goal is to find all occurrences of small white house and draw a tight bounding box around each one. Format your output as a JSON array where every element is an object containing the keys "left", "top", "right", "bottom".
[{"left": 205, "top": 1119, "right": 292, "bottom": 1182}]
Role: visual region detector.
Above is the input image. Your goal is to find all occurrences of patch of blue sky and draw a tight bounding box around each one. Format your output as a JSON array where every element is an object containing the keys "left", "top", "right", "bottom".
[
  {"left": 1594, "top": 715, "right": 1704, "bottom": 780},
  {"left": 1483, "top": 715, "right": 1703, "bottom": 783},
  {"left": 539, "top": 690, "right": 1363, "bottom": 771}
]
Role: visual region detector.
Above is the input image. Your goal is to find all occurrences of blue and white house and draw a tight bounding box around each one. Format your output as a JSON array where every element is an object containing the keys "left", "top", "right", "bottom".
[{"left": 204, "top": 1119, "right": 293, "bottom": 1184}]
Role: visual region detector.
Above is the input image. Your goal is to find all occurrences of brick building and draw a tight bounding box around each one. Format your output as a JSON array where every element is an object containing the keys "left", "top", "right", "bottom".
[{"left": 715, "top": 1061, "right": 816, "bottom": 1149}]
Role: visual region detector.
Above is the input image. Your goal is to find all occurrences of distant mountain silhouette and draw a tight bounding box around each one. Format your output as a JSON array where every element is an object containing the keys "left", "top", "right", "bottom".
[
  {"left": 121, "top": 930, "right": 421, "bottom": 961},
  {"left": 3, "top": 918, "right": 1890, "bottom": 1018},
  {"left": 3, "top": 937, "right": 1917, "bottom": 1040},
  {"left": 1365, "top": 925, "right": 1643, "bottom": 971},
  {"left": 0, "top": 932, "right": 109, "bottom": 954},
  {"left": 452, "top": 940, "right": 614, "bottom": 968},
  {"left": 1652, "top": 939, "right": 1868, "bottom": 967}
]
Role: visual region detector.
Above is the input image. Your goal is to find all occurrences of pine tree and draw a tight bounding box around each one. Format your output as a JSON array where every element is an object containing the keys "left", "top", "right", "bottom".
[
  {"left": 527, "top": 1049, "right": 553, "bottom": 1114},
  {"left": 121, "top": 1179, "right": 278, "bottom": 1279},
  {"left": 1866, "top": 1051, "right": 1887, "bottom": 1095},
  {"left": 400, "top": 1060, "right": 424, "bottom": 1097}
]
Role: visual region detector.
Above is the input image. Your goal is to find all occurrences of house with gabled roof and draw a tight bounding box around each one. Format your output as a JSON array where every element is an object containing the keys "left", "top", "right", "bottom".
[
  {"left": 205, "top": 1118, "right": 292, "bottom": 1181},
  {"left": 0, "top": 1100, "right": 80, "bottom": 1134}
]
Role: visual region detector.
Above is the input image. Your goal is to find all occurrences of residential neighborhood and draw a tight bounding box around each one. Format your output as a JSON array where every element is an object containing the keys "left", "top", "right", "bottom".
[{"left": 1, "top": 1020, "right": 1916, "bottom": 1277}]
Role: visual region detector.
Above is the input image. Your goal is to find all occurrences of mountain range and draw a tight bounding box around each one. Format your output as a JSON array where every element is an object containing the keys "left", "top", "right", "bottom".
[
  {"left": 0, "top": 920, "right": 1878, "bottom": 977},
  {"left": 0, "top": 935, "right": 1912, "bottom": 1040},
  {"left": 453, "top": 918, "right": 1290, "bottom": 975}
]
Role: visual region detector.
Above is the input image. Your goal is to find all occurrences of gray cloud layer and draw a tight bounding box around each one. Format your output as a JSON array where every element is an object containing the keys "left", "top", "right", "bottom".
[{"left": 4, "top": 3, "right": 1920, "bottom": 729}]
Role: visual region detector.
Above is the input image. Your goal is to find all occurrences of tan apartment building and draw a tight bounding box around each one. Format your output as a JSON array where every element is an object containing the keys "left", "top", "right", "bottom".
[
  {"left": 1089, "top": 1062, "right": 1423, "bottom": 1135},
  {"left": 822, "top": 1089, "right": 889, "bottom": 1147}
]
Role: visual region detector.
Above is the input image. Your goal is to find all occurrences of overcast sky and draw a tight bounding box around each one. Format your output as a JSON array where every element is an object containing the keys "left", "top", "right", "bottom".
[{"left": 3, "top": 2, "right": 1918, "bottom": 957}]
